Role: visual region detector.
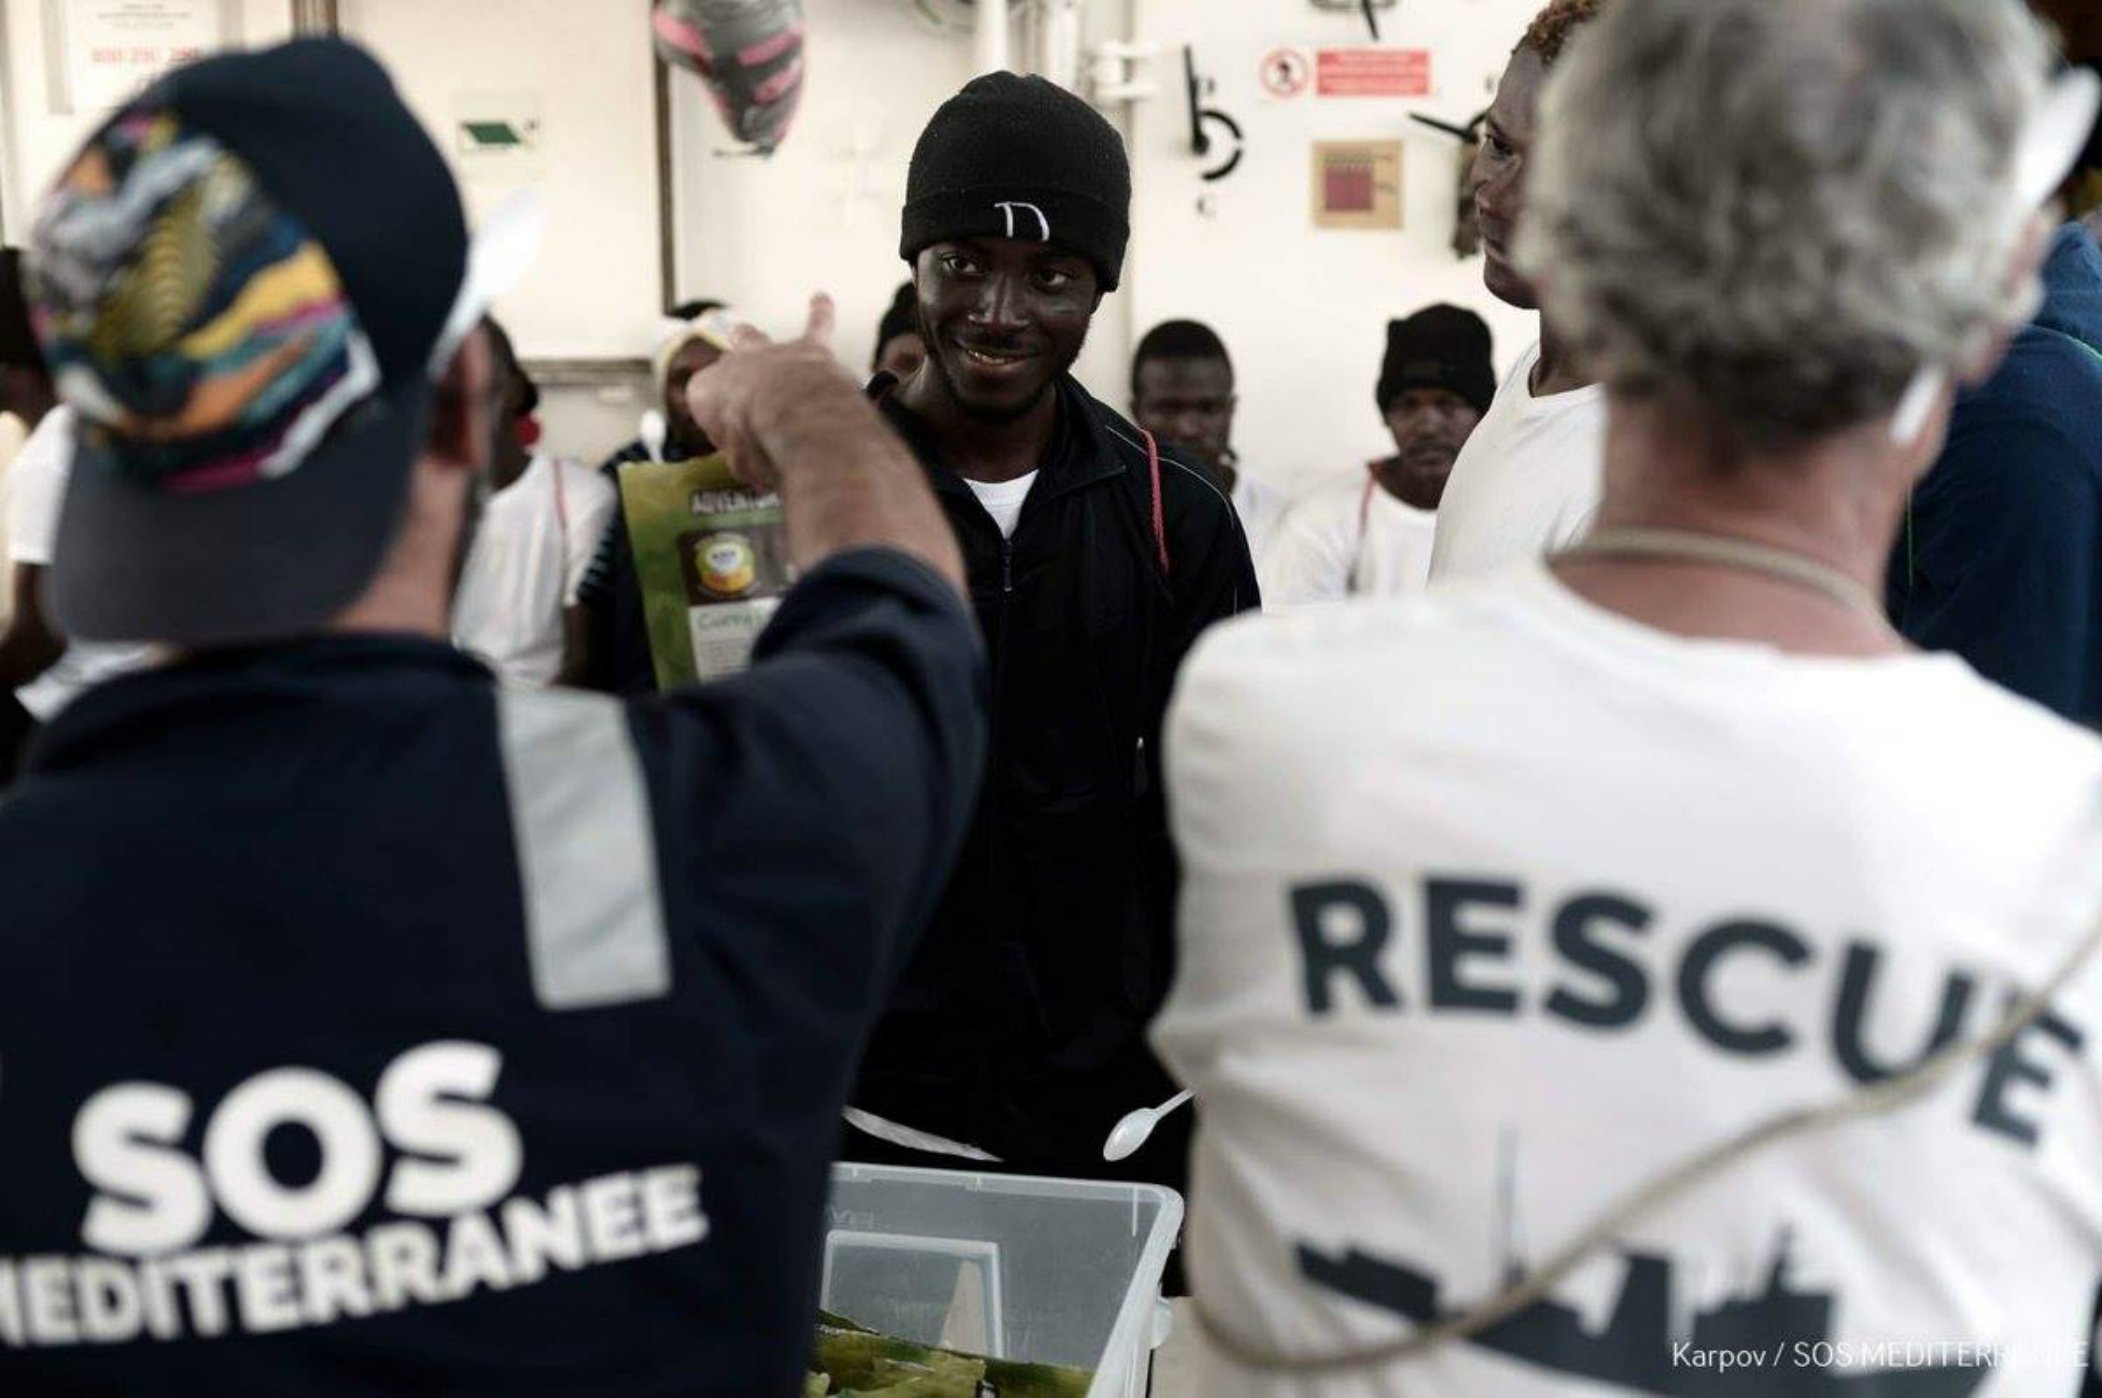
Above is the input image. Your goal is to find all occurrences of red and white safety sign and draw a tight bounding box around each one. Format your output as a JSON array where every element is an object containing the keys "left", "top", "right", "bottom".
[
  {"left": 1316, "top": 48, "right": 1431, "bottom": 98},
  {"left": 1260, "top": 48, "right": 1312, "bottom": 99}
]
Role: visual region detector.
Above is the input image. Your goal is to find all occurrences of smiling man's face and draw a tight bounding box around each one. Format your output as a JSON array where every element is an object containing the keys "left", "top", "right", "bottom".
[{"left": 913, "top": 238, "right": 1100, "bottom": 422}]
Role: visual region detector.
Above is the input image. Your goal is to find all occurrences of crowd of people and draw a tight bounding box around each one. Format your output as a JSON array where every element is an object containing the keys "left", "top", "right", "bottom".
[{"left": 1, "top": 0, "right": 2101, "bottom": 1393}]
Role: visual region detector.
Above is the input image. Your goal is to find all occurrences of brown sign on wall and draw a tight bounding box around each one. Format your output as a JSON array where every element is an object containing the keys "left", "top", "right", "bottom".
[{"left": 1312, "top": 141, "right": 1402, "bottom": 230}]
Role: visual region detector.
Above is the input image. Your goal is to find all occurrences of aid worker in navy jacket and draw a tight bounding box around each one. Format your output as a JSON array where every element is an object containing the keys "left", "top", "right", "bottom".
[{"left": 0, "top": 40, "right": 983, "bottom": 1398}]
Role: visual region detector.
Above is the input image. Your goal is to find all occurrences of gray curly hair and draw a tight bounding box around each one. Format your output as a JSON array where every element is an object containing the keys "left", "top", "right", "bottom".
[{"left": 1516, "top": 0, "right": 2053, "bottom": 452}]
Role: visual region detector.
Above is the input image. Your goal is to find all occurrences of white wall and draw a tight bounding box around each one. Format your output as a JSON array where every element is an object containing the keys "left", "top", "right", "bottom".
[
  {"left": 1127, "top": 0, "right": 1542, "bottom": 495},
  {"left": 0, "top": 0, "right": 1549, "bottom": 484},
  {"left": 672, "top": 0, "right": 1544, "bottom": 493},
  {"left": 670, "top": 0, "right": 1141, "bottom": 402},
  {"left": 671, "top": 0, "right": 968, "bottom": 373},
  {"left": 339, "top": 0, "right": 662, "bottom": 363}
]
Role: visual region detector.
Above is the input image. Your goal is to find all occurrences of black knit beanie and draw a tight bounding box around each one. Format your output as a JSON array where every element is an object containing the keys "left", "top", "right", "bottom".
[
  {"left": 901, "top": 73, "right": 1131, "bottom": 292},
  {"left": 0, "top": 248, "right": 42, "bottom": 371},
  {"left": 1378, "top": 304, "right": 1495, "bottom": 415}
]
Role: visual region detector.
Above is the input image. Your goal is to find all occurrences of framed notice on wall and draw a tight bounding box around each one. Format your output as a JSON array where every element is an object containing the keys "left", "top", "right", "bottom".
[
  {"left": 41, "top": 0, "right": 242, "bottom": 115},
  {"left": 1312, "top": 140, "right": 1403, "bottom": 231}
]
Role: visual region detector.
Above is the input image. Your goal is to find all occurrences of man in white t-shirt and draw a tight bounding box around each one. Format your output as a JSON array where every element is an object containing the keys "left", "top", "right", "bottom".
[
  {"left": 1, "top": 406, "right": 157, "bottom": 721},
  {"left": 0, "top": 248, "right": 154, "bottom": 749},
  {"left": 453, "top": 319, "right": 616, "bottom": 685},
  {"left": 1131, "top": 319, "right": 1292, "bottom": 564},
  {"left": 1157, "top": 1, "right": 2102, "bottom": 1394},
  {"left": 0, "top": 250, "right": 42, "bottom": 638},
  {"left": 1264, "top": 306, "right": 1495, "bottom": 605},
  {"left": 0, "top": 412, "right": 23, "bottom": 623},
  {"left": 1427, "top": 0, "right": 1608, "bottom": 584}
]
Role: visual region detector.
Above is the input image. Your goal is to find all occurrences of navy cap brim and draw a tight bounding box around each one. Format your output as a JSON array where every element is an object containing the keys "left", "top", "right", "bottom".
[{"left": 50, "top": 374, "right": 427, "bottom": 646}]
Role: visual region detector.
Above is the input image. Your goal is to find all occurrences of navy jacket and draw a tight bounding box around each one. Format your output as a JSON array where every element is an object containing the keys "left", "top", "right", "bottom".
[
  {"left": 0, "top": 550, "right": 983, "bottom": 1396},
  {"left": 1888, "top": 222, "right": 2102, "bottom": 722}
]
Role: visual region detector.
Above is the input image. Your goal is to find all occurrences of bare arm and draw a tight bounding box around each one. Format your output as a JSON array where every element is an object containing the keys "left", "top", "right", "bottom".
[
  {"left": 0, "top": 564, "right": 65, "bottom": 689},
  {"left": 685, "top": 295, "right": 965, "bottom": 598},
  {"left": 555, "top": 603, "right": 593, "bottom": 688}
]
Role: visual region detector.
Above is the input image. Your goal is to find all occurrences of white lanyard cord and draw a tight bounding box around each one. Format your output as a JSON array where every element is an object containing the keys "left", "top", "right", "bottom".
[
  {"left": 1346, "top": 472, "right": 1377, "bottom": 598},
  {"left": 1558, "top": 526, "right": 1882, "bottom": 617}
]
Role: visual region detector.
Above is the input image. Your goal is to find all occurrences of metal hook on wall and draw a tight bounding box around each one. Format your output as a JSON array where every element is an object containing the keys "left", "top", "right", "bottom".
[{"left": 1183, "top": 46, "right": 1245, "bottom": 184}]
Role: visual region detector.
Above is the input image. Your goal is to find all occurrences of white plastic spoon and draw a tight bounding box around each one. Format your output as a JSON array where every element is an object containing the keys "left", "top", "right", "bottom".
[{"left": 1102, "top": 1089, "right": 1193, "bottom": 1162}]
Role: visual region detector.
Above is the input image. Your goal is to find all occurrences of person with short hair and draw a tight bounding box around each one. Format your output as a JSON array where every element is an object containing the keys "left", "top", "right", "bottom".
[
  {"left": 451, "top": 317, "right": 618, "bottom": 686},
  {"left": 1426, "top": 0, "right": 1609, "bottom": 584},
  {"left": 846, "top": 73, "right": 1259, "bottom": 1191},
  {"left": 1157, "top": 2, "right": 2102, "bottom": 1393},
  {"left": 0, "top": 39, "right": 984, "bottom": 1395},
  {"left": 0, "top": 247, "right": 153, "bottom": 763},
  {"left": 1130, "top": 318, "right": 1289, "bottom": 561},
  {"left": 1263, "top": 306, "right": 1494, "bottom": 605},
  {"left": 571, "top": 302, "right": 733, "bottom": 694},
  {"left": 871, "top": 281, "right": 926, "bottom": 382}
]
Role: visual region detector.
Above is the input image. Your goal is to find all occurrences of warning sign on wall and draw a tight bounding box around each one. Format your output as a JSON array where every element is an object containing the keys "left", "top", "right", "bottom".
[
  {"left": 1260, "top": 48, "right": 1312, "bottom": 100},
  {"left": 1316, "top": 48, "right": 1431, "bottom": 98}
]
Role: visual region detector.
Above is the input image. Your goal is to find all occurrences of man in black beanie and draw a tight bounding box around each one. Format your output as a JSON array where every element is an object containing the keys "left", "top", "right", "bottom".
[
  {"left": 1262, "top": 304, "right": 1494, "bottom": 604},
  {"left": 847, "top": 71, "right": 1260, "bottom": 1193},
  {"left": 1373, "top": 304, "right": 1495, "bottom": 511}
]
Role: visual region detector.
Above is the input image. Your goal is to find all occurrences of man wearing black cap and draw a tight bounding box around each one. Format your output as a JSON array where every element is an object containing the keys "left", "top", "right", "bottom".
[
  {"left": 846, "top": 72, "right": 1260, "bottom": 1189},
  {"left": 1264, "top": 306, "right": 1495, "bottom": 605},
  {"left": 0, "top": 39, "right": 984, "bottom": 1396}
]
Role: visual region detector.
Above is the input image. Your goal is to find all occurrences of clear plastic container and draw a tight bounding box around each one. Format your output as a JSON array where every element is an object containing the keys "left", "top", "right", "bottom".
[{"left": 821, "top": 1163, "right": 1184, "bottom": 1398}]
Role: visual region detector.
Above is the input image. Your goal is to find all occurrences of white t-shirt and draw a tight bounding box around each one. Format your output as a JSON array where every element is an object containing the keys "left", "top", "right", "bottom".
[
  {"left": 1428, "top": 341, "right": 1605, "bottom": 584},
  {"left": 1260, "top": 475, "right": 1437, "bottom": 607},
  {"left": 1234, "top": 471, "right": 1293, "bottom": 570},
  {"left": 964, "top": 471, "right": 1038, "bottom": 540},
  {"left": 1157, "top": 562, "right": 2102, "bottom": 1398},
  {"left": 453, "top": 454, "right": 618, "bottom": 686},
  {"left": 8, "top": 407, "right": 155, "bottom": 719}
]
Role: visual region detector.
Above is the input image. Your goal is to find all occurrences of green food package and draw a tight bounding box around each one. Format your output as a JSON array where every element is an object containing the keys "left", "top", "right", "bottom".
[
  {"left": 615, "top": 455, "right": 792, "bottom": 689},
  {"left": 809, "top": 1311, "right": 1092, "bottom": 1398}
]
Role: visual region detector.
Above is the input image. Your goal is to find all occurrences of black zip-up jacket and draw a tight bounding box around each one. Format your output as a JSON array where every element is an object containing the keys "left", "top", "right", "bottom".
[
  {"left": 575, "top": 438, "right": 660, "bottom": 698},
  {"left": 852, "top": 373, "right": 1260, "bottom": 1177}
]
